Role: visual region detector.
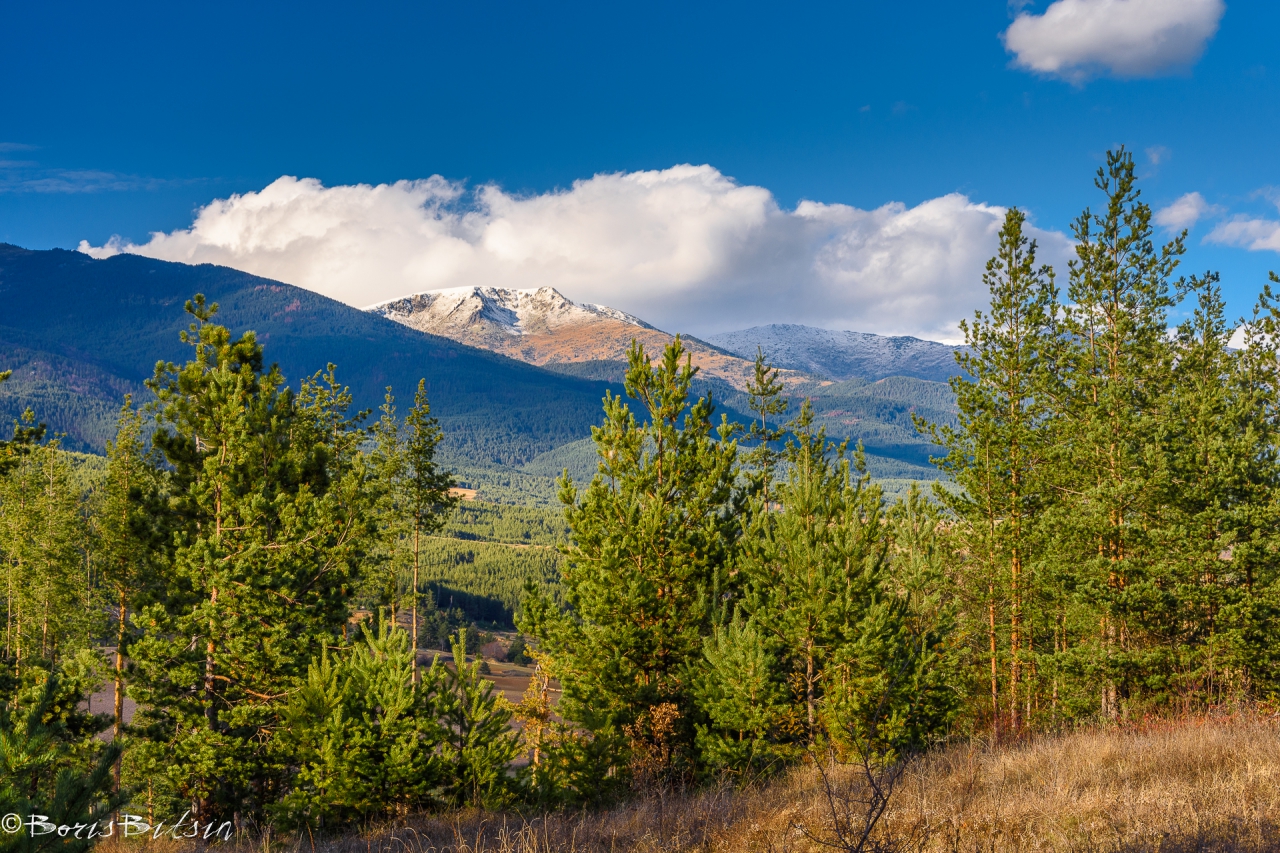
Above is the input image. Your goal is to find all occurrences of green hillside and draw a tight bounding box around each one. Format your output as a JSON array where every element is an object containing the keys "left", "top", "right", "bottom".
[
  {"left": 0, "top": 244, "right": 617, "bottom": 465},
  {"left": 543, "top": 360, "right": 956, "bottom": 485},
  {"left": 0, "top": 244, "right": 957, "bottom": 510}
]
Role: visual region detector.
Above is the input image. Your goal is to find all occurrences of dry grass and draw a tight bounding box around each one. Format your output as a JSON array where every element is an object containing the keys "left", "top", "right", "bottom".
[{"left": 121, "top": 715, "right": 1280, "bottom": 853}]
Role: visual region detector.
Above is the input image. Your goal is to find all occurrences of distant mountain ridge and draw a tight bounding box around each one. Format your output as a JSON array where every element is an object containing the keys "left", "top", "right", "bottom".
[
  {"left": 0, "top": 244, "right": 616, "bottom": 466},
  {"left": 0, "top": 246, "right": 959, "bottom": 502},
  {"left": 367, "top": 286, "right": 813, "bottom": 393},
  {"left": 705, "top": 324, "right": 963, "bottom": 384}
]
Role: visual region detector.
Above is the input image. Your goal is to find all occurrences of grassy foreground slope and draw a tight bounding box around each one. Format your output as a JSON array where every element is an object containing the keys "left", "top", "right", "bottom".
[{"left": 286, "top": 716, "right": 1280, "bottom": 853}]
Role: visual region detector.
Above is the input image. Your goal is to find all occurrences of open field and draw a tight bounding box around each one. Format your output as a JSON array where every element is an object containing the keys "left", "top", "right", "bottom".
[{"left": 116, "top": 713, "right": 1278, "bottom": 853}]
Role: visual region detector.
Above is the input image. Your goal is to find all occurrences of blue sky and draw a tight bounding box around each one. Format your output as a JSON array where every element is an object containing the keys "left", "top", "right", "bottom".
[{"left": 3, "top": 0, "right": 1278, "bottom": 338}]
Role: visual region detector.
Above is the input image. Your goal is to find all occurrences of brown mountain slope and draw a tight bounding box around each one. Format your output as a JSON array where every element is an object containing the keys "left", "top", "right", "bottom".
[{"left": 368, "top": 286, "right": 812, "bottom": 391}]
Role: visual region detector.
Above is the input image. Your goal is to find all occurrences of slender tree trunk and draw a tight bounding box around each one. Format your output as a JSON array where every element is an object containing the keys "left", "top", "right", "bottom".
[
  {"left": 989, "top": 582, "right": 999, "bottom": 742},
  {"left": 805, "top": 637, "right": 816, "bottom": 746},
  {"left": 41, "top": 573, "right": 50, "bottom": 660},
  {"left": 205, "top": 586, "right": 218, "bottom": 730},
  {"left": 1010, "top": 543, "right": 1022, "bottom": 734},
  {"left": 411, "top": 521, "right": 420, "bottom": 683},
  {"left": 114, "top": 589, "right": 127, "bottom": 792}
]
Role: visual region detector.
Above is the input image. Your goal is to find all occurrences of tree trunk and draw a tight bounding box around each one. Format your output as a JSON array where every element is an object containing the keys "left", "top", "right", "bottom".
[
  {"left": 114, "top": 589, "right": 127, "bottom": 793},
  {"left": 412, "top": 522, "right": 420, "bottom": 684},
  {"left": 989, "top": 582, "right": 999, "bottom": 742},
  {"left": 1010, "top": 544, "right": 1022, "bottom": 734},
  {"left": 805, "top": 637, "right": 816, "bottom": 746},
  {"left": 205, "top": 586, "right": 218, "bottom": 730}
]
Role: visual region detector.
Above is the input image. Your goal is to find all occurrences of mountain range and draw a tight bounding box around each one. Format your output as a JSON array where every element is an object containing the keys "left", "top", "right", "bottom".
[
  {"left": 0, "top": 245, "right": 613, "bottom": 469},
  {"left": 705, "top": 325, "right": 964, "bottom": 384},
  {"left": 368, "top": 285, "right": 812, "bottom": 392},
  {"left": 0, "top": 245, "right": 960, "bottom": 501}
]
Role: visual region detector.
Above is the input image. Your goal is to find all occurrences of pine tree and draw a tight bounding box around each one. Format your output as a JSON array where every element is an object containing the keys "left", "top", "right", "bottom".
[
  {"left": 373, "top": 381, "right": 457, "bottom": 680},
  {"left": 0, "top": 434, "right": 91, "bottom": 672},
  {"left": 273, "top": 623, "right": 450, "bottom": 830},
  {"left": 1050, "top": 149, "right": 1184, "bottom": 718},
  {"left": 128, "top": 296, "right": 378, "bottom": 824},
  {"left": 522, "top": 336, "right": 742, "bottom": 787},
  {"left": 692, "top": 613, "right": 793, "bottom": 776},
  {"left": 90, "top": 398, "right": 165, "bottom": 791},
  {"left": 1142, "top": 277, "right": 1280, "bottom": 705},
  {"left": 742, "top": 348, "right": 789, "bottom": 504},
  {"left": 919, "top": 206, "right": 1057, "bottom": 736},
  {"left": 439, "top": 630, "right": 520, "bottom": 808},
  {"left": 737, "top": 403, "right": 928, "bottom": 754},
  {"left": 0, "top": 673, "right": 123, "bottom": 853},
  {"left": 1220, "top": 276, "right": 1280, "bottom": 697}
]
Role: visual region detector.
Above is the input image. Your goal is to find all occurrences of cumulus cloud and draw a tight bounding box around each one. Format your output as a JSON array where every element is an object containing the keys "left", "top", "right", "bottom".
[
  {"left": 1002, "top": 0, "right": 1225, "bottom": 83},
  {"left": 79, "top": 166, "right": 1072, "bottom": 342},
  {"left": 1207, "top": 217, "right": 1280, "bottom": 253},
  {"left": 1154, "top": 192, "right": 1224, "bottom": 230}
]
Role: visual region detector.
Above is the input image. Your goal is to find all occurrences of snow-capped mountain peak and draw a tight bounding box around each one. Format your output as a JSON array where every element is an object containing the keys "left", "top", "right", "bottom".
[{"left": 366, "top": 286, "right": 653, "bottom": 339}]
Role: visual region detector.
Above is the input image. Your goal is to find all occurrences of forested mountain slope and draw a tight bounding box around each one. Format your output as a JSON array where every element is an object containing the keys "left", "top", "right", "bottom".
[
  {"left": 0, "top": 245, "right": 956, "bottom": 494},
  {"left": 0, "top": 244, "right": 616, "bottom": 464},
  {"left": 707, "top": 323, "right": 964, "bottom": 383}
]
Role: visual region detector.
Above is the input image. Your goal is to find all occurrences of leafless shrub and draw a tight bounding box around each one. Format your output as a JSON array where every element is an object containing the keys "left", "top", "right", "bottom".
[{"left": 792, "top": 748, "right": 921, "bottom": 853}]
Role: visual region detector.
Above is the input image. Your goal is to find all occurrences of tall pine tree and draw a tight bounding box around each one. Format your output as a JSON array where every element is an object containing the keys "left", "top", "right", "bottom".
[
  {"left": 523, "top": 336, "right": 742, "bottom": 788},
  {"left": 129, "top": 296, "right": 377, "bottom": 824},
  {"left": 920, "top": 206, "right": 1057, "bottom": 736}
]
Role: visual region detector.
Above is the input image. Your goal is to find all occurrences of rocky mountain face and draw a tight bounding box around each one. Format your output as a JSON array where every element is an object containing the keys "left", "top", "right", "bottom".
[
  {"left": 368, "top": 286, "right": 812, "bottom": 392},
  {"left": 368, "top": 286, "right": 654, "bottom": 344},
  {"left": 705, "top": 324, "right": 963, "bottom": 383}
]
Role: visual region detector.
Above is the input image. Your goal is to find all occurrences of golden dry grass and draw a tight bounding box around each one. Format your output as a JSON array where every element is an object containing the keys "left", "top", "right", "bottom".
[{"left": 120, "top": 714, "right": 1280, "bottom": 853}]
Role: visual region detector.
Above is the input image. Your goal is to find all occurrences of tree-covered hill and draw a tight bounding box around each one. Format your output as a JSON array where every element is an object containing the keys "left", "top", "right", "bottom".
[
  {"left": 0, "top": 244, "right": 617, "bottom": 464},
  {"left": 0, "top": 244, "right": 956, "bottom": 487}
]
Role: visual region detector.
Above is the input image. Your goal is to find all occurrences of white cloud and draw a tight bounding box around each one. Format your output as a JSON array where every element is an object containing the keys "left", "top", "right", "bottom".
[
  {"left": 1206, "top": 217, "right": 1280, "bottom": 253},
  {"left": 1154, "top": 192, "right": 1223, "bottom": 230},
  {"left": 79, "top": 166, "right": 1072, "bottom": 342},
  {"left": 1002, "top": 0, "right": 1225, "bottom": 83}
]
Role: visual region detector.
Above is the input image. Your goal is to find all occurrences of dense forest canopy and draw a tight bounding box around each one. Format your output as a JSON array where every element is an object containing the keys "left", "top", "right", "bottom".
[{"left": 2, "top": 149, "right": 1279, "bottom": 839}]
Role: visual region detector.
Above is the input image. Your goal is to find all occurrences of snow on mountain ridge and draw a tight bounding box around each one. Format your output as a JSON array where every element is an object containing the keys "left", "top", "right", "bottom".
[
  {"left": 367, "top": 286, "right": 653, "bottom": 338},
  {"left": 705, "top": 324, "right": 963, "bottom": 383}
]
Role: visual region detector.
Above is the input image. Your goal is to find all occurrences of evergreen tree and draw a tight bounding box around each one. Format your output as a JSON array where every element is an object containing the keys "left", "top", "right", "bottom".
[
  {"left": 1142, "top": 278, "right": 1280, "bottom": 706},
  {"left": 523, "top": 336, "right": 742, "bottom": 787},
  {"left": 371, "top": 382, "right": 457, "bottom": 680},
  {"left": 0, "top": 673, "right": 123, "bottom": 853},
  {"left": 1219, "top": 276, "right": 1280, "bottom": 697},
  {"left": 274, "top": 624, "right": 450, "bottom": 830},
  {"left": 89, "top": 398, "right": 164, "bottom": 791},
  {"left": 919, "top": 206, "right": 1057, "bottom": 736},
  {"left": 736, "top": 403, "right": 943, "bottom": 756},
  {"left": 128, "top": 296, "right": 377, "bottom": 824},
  {"left": 692, "top": 613, "right": 793, "bottom": 777},
  {"left": 0, "top": 433, "right": 92, "bottom": 671},
  {"left": 439, "top": 630, "right": 520, "bottom": 808},
  {"left": 742, "top": 348, "right": 788, "bottom": 503},
  {"left": 1049, "top": 148, "right": 1184, "bottom": 718}
]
